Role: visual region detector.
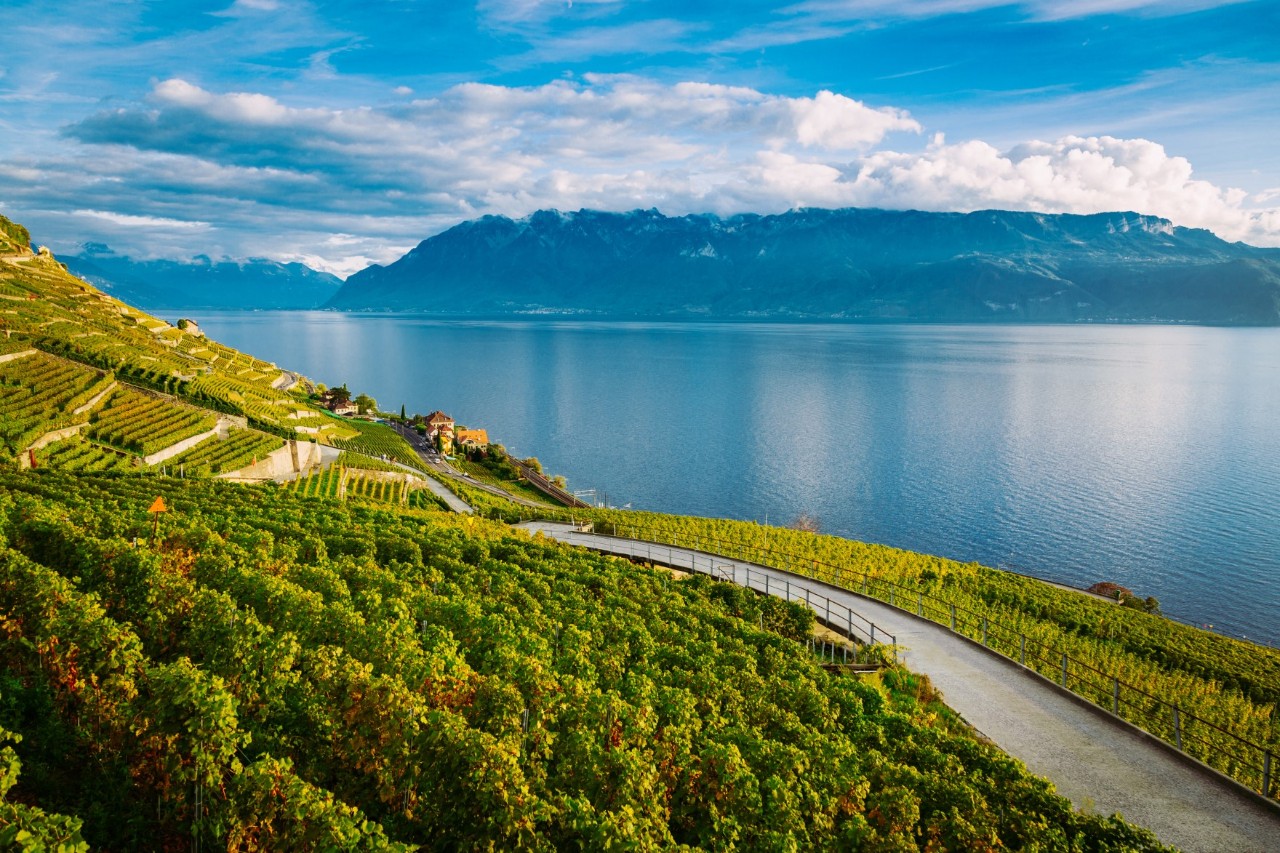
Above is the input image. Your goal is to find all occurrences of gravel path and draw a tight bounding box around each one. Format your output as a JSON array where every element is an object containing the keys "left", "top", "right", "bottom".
[{"left": 519, "top": 522, "right": 1280, "bottom": 853}]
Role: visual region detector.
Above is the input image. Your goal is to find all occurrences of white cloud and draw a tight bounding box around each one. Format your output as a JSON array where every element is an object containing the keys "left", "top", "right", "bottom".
[
  {"left": 478, "top": 0, "right": 624, "bottom": 26},
  {"left": 215, "top": 0, "right": 282, "bottom": 16},
  {"left": 832, "top": 135, "right": 1277, "bottom": 245},
  {"left": 792, "top": 0, "right": 1252, "bottom": 22},
  {"left": 72, "top": 209, "right": 211, "bottom": 229},
  {"left": 8, "top": 75, "right": 1276, "bottom": 271}
]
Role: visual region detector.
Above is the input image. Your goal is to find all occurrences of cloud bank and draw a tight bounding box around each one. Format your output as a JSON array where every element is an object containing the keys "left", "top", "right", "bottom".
[{"left": 6, "top": 75, "right": 1276, "bottom": 274}]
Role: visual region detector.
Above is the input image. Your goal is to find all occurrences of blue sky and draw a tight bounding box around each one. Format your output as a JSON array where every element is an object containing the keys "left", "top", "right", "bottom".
[{"left": 0, "top": 0, "right": 1276, "bottom": 275}]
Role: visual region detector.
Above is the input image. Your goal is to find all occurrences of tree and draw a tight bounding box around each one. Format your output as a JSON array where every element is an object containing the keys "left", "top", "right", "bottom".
[
  {"left": 400, "top": 403, "right": 406, "bottom": 420},
  {"left": 354, "top": 394, "right": 377, "bottom": 415},
  {"left": 329, "top": 384, "right": 351, "bottom": 406},
  {"left": 789, "top": 514, "right": 821, "bottom": 533}
]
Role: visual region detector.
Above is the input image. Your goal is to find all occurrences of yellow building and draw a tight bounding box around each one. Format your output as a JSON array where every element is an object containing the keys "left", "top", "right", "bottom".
[{"left": 455, "top": 428, "right": 489, "bottom": 448}]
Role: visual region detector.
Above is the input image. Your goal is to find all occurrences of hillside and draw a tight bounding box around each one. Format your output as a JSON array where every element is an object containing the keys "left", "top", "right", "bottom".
[
  {"left": 331, "top": 207, "right": 1280, "bottom": 325},
  {"left": 64, "top": 249, "right": 343, "bottom": 311},
  {"left": 0, "top": 213, "right": 1178, "bottom": 848},
  {"left": 0, "top": 469, "right": 1170, "bottom": 850},
  {"left": 0, "top": 231, "right": 435, "bottom": 480}
]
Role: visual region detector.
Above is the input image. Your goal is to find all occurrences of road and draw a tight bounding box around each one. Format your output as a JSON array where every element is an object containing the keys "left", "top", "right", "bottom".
[
  {"left": 519, "top": 522, "right": 1280, "bottom": 853},
  {"left": 391, "top": 423, "right": 552, "bottom": 509}
]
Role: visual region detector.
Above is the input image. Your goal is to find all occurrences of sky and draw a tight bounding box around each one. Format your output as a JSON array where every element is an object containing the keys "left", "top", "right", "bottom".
[{"left": 0, "top": 0, "right": 1277, "bottom": 277}]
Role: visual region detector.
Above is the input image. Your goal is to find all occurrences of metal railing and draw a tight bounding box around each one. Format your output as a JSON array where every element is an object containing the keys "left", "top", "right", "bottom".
[
  {"left": 523, "top": 515, "right": 1279, "bottom": 801},
  {"left": 597, "top": 535, "right": 899, "bottom": 659}
]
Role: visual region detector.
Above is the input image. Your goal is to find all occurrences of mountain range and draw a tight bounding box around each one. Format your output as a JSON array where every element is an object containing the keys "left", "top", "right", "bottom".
[
  {"left": 328, "top": 207, "right": 1280, "bottom": 325},
  {"left": 64, "top": 246, "right": 343, "bottom": 310}
]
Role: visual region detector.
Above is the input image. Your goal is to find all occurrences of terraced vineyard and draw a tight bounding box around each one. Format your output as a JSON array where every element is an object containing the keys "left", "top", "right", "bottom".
[
  {"left": 570, "top": 508, "right": 1280, "bottom": 800},
  {"left": 290, "top": 462, "right": 431, "bottom": 508},
  {"left": 345, "top": 472, "right": 406, "bottom": 504},
  {"left": 0, "top": 351, "right": 112, "bottom": 460},
  {"left": 186, "top": 373, "right": 306, "bottom": 432},
  {"left": 87, "top": 388, "right": 217, "bottom": 457},
  {"left": 0, "top": 213, "right": 1213, "bottom": 848},
  {"left": 291, "top": 464, "right": 343, "bottom": 498},
  {"left": 335, "top": 450, "right": 409, "bottom": 473},
  {"left": 33, "top": 434, "right": 133, "bottom": 472},
  {"left": 165, "top": 429, "right": 284, "bottom": 476},
  {"left": 332, "top": 419, "right": 427, "bottom": 470},
  {"left": 0, "top": 240, "right": 332, "bottom": 436},
  {"left": 0, "top": 468, "right": 1168, "bottom": 850}
]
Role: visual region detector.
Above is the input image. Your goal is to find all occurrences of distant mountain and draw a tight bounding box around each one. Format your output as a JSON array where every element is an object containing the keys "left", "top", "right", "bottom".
[
  {"left": 329, "top": 208, "right": 1280, "bottom": 325},
  {"left": 65, "top": 248, "right": 343, "bottom": 310}
]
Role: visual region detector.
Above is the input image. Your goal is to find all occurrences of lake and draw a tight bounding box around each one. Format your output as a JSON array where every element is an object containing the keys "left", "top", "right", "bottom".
[{"left": 185, "top": 312, "right": 1280, "bottom": 646}]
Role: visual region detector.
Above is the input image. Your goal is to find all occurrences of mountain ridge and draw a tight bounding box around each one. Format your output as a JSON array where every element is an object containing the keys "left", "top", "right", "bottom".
[
  {"left": 330, "top": 207, "right": 1280, "bottom": 325},
  {"left": 64, "top": 248, "right": 343, "bottom": 310}
]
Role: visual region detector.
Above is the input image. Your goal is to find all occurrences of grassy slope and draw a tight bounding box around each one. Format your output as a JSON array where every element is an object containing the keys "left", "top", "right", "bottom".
[
  {"left": 544, "top": 507, "right": 1280, "bottom": 796},
  {"left": 0, "top": 217, "right": 1173, "bottom": 848},
  {"left": 0, "top": 469, "right": 1167, "bottom": 850},
  {"left": 0, "top": 240, "right": 427, "bottom": 480}
]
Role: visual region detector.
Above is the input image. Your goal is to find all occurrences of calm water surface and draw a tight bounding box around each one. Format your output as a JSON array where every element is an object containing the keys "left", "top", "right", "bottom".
[{"left": 189, "top": 312, "right": 1280, "bottom": 646}]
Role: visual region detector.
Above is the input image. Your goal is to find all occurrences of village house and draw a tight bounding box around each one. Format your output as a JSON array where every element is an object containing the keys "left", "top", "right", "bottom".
[
  {"left": 455, "top": 427, "right": 489, "bottom": 448},
  {"left": 425, "top": 410, "right": 455, "bottom": 439},
  {"left": 176, "top": 318, "right": 204, "bottom": 337}
]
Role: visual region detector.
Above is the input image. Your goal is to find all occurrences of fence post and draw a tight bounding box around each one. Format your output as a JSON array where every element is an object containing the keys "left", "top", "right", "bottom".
[
  {"left": 825, "top": 597, "right": 831, "bottom": 626},
  {"left": 1112, "top": 677, "right": 1119, "bottom": 715},
  {"left": 889, "top": 587, "right": 895, "bottom": 607},
  {"left": 1173, "top": 706, "right": 1183, "bottom": 751},
  {"left": 1264, "top": 751, "right": 1272, "bottom": 798},
  {"left": 1019, "top": 634, "right": 1026, "bottom": 666},
  {"left": 949, "top": 605, "right": 956, "bottom": 631},
  {"left": 846, "top": 610, "right": 852, "bottom": 640},
  {"left": 1060, "top": 654, "right": 1068, "bottom": 687},
  {"left": 861, "top": 575, "right": 867, "bottom": 594},
  {"left": 982, "top": 617, "right": 988, "bottom": 646},
  {"left": 917, "top": 593, "right": 923, "bottom": 617},
  {"left": 785, "top": 579, "right": 790, "bottom": 601},
  {"left": 871, "top": 624, "right": 876, "bottom": 644},
  {"left": 765, "top": 575, "right": 770, "bottom": 595}
]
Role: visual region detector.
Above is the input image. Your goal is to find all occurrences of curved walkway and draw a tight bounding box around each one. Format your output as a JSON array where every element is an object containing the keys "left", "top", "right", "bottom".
[{"left": 519, "top": 522, "right": 1280, "bottom": 853}]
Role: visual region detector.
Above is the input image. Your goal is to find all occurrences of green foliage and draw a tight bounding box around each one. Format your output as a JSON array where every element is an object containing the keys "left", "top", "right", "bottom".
[
  {"left": 35, "top": 435, "right": 132, "bottom": 472},
  {"left": 86, "top": 387, "right": 216, "bottom": 457},
  {"left": 577, "top": 508, "right": 1280, "bottom": 795},
  {"left": 332, "top": 419, "right": 425, "bottom": 471},
  {"left": 0, "top": 214, "right": 31, "bottom": 252},
  {"left": 165, "top": 429, "right": 283, "bottom": 475},
  {"left": 0, "top": 243, "right": 336, "bottom": 436},
  {"left": 0, "top": 353, "right": 111, "bottom": 460},
  {"left": 0, "top": 725, "right": 89, "bottom": 852},
  {"left": 0, "top": 469, "right": 1169, "bottom": 850}
]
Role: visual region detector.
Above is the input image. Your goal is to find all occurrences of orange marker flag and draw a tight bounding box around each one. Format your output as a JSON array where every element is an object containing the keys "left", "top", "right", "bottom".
[{"left": 148, "top": 496, "right": 168, "bottom": 542}]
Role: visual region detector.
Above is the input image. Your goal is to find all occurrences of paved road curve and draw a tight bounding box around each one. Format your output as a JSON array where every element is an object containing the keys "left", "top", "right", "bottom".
[{"left": 519, "top": 522, "right": 1280, "bottom": 853}]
